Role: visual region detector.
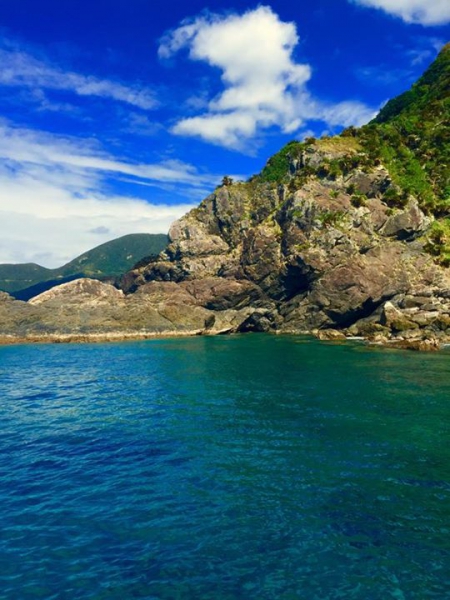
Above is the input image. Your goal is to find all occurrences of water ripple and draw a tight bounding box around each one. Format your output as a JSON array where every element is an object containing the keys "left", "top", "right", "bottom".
[{"left": 0, "top": 337, "right": 449, "bottom": 599}]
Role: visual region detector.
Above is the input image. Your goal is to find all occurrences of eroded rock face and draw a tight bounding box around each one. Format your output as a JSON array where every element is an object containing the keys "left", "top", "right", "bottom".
[
  {"left": 2, "top": 138, "right": 449, "bottom": 348},
  {"left": 116, "top": 138, "right": 449, "bottom": 347}
]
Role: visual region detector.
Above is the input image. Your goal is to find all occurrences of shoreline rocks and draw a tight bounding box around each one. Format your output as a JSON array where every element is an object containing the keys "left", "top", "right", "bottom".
[{"left": 0, "top": 327, "right": 446, "bottom": 352}]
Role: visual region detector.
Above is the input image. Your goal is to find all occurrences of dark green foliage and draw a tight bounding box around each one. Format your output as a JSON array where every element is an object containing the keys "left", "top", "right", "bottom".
[
  {"left": 259, "top": 140, "right": 305, "bottom": 182},
  {"left": 59, "top": 233, "right": 168, "bottom": 277},
  {"left": 424, "top": 219, "right": 450, "bottom": 266},
  {"left": 0, "top": 263, "right": 52, "bottom": 292},
  {"left": 341, "top": 126, "right": 358, "bottom": 137},
  {"left": 374, "top": 43, "right": 450, "bottom": 124},
  {"left": 351, "top": 194, "right": 367, "bottom": 208},
  {"left": 317, "top": 159, "right": 343, "bottom": 179},
  {"left": 383, "top": 186, "right": 408, "bottom": 208},
  {"left": 317, "top": 210, "right": 346, "bottom": 227},
  {"left": 255, "top": 45, "right": 449, "bottom": 216},
  {"left": 252, "top": 45, "right": 449, "bottom": 252}
]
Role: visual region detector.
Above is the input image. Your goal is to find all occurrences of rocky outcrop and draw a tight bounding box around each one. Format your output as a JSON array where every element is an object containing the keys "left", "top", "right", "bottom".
[
  {"left": 2, "top": 137, "right": 449, "bottom": 349},
  {"left": 0, "top": 278, "right": 258, "bottom": 341},
  {"left": 2, "top": 41, "right": 450, "bottom": 352},
  {"left": 113, "top": 140, "right": 449, "bottom": 349}
]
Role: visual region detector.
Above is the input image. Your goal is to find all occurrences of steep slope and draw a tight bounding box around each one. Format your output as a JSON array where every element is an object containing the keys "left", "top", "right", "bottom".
[
  {"left": 0, "top": 233, "right": 168, "bottom": 297},
  {"left": 357, "top": 42, "right": 450, "bottom": 216},
  {"left": 1, "top": 45, "right": 449, "bottom": 349},
  {"left": 119, "top": 44, "right": 450, "bottom": 347}
]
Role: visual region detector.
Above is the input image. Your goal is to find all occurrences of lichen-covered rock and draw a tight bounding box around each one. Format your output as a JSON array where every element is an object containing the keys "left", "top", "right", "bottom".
[
  {"left": 236, "top": 308, "right": 280, "bottom": 333},
  {"left": 180, "top": 278, "right": 263, "bottom": 311},
  {"left": 388, "top": 338, "right": 441, "bottom": 352},
  {"left": 0, "top": 276, "right": 267, "bottom": 341}
]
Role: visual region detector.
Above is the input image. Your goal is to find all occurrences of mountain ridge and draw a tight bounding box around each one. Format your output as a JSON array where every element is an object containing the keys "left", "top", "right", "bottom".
[{"left": 0, "top": 233, "right": 168, "bottom": 298}]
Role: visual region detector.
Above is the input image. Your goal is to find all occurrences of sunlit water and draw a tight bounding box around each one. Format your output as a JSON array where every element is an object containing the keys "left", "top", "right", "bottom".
[{"left": 0, "top": 335, "right": 449, "bottom": 599}]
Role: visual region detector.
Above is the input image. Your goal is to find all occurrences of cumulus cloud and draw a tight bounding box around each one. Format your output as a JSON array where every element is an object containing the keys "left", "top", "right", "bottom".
[
  {"left": 0, "top": 44, "right": 157, "bottom": 110},
  {"left": 350, "top": 0, "right": 450, "bottom": 25},
  {"left": 159, "top": 6, "right": 376, "bottom": 150},
  {"left": 0, "top": 122, "right": 219, "bottom": 267}
]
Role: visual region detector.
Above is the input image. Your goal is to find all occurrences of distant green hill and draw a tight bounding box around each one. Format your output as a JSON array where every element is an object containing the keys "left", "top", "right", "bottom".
[
  {"left": 0, "top": 233, "right": 168, "bottom": 298},
  {"left": 57, "top": 233, "right": 168, "bottom": 278},
  {"left": 0, "top": 263, "right": 53, "bottom": 293}
]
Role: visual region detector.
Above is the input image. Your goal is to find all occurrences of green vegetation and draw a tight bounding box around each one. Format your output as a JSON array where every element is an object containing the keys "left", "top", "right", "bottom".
[
  {"left": 259, "top": 136, "right": 373, "bottom": 186},
  {"left": 0, "top": 233, "right": 168, "bottom": 296},
  {"left": 0, "top": 263, "right": 52, "bottom": 292},
  {"left": 424, "top": 219, "right": 450, "bottom": 266},
  {"left": 256, "top": 44, "right": 450, "bottom": 222},
  {"left": 316, "top": 210, "right": 346, "bottom": 227},
  {"left": 357, "top": 43, "right": 450, "bottom": 214},
  {"left": 221, "top": 175, "right": 234, "bottom": 186},
  {"left": 259, "top": 140, "right": 305, "bottom": 182},
  {"left": 350, "top": 194, "right": 368, "bottom": 208},
  {"left": 374, "top": 43, "right": 450, "bottom": 124},
  {"left": 356, "top": 124, "right": 438, "bottom": 210},
  {"left": 58, "top": 233, "right": 168, "bottom": 278}
]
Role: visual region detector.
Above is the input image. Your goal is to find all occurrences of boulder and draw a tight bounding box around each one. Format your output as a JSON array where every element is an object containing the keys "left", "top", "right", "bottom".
[
  {"left": 380, "top": 200, "right": 430, "bottom": 240},
  {"left": 315, "top": 329, "right": 347, "bottom": 341}
]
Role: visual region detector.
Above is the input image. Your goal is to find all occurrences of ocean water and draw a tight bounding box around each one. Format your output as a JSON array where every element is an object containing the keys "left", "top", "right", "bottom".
[{"left": 0, "top": 335, "right": 449, "bottom": 600}]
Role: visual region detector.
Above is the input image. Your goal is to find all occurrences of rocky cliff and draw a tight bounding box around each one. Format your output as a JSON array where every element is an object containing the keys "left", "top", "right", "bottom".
[
  {"left": 1, "top": 45, "right": 449, "bottom": 349},
  {"left": 119, "top": 140, "right": 449, "bottom": 348}
]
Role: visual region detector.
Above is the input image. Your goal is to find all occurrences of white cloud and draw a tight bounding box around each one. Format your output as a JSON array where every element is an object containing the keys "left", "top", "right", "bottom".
[
  {"left": 318, "top": 101, "right": 377, "bottom": 127},
  {"left": 0, "top": 121, "right": 215, "bottom": 188},
  {"left": 351, "top": 0, "right": 450, "bottom": 25},
  {"left": 0, "top": 45, "right": 157, "bottom": 110},
  {"left": 0, "top": 122, "right": 220, "bottom": 267},
  {"left": 159, "top": 6, "right": 376, "bottom": 150}
]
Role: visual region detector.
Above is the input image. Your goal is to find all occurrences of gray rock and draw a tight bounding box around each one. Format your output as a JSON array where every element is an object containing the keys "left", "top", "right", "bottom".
[
  {"left": 2, "top": 134, "right": 450, "bottom": 349},
  {"left": 380, "top": 200, "right": 430, "bottom": 240}
]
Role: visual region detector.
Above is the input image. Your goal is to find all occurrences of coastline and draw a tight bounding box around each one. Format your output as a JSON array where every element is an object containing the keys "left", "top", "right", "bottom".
[
  {"left": 0, "top": 328, "right": 446, "bottom": 351},
  {"left": 0, "top": 330, "right": 205, "bottom": 346}
]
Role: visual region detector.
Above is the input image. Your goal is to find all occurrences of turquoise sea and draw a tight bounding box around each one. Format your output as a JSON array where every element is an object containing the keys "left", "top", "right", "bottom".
[{"left": 0, "top": 335, "right": 449, "bottom": 599}]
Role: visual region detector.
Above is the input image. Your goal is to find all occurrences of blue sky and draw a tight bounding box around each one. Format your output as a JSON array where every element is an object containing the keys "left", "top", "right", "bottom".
[{"left": 0, "top": 0, "right": 449, "bottom": 266}]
